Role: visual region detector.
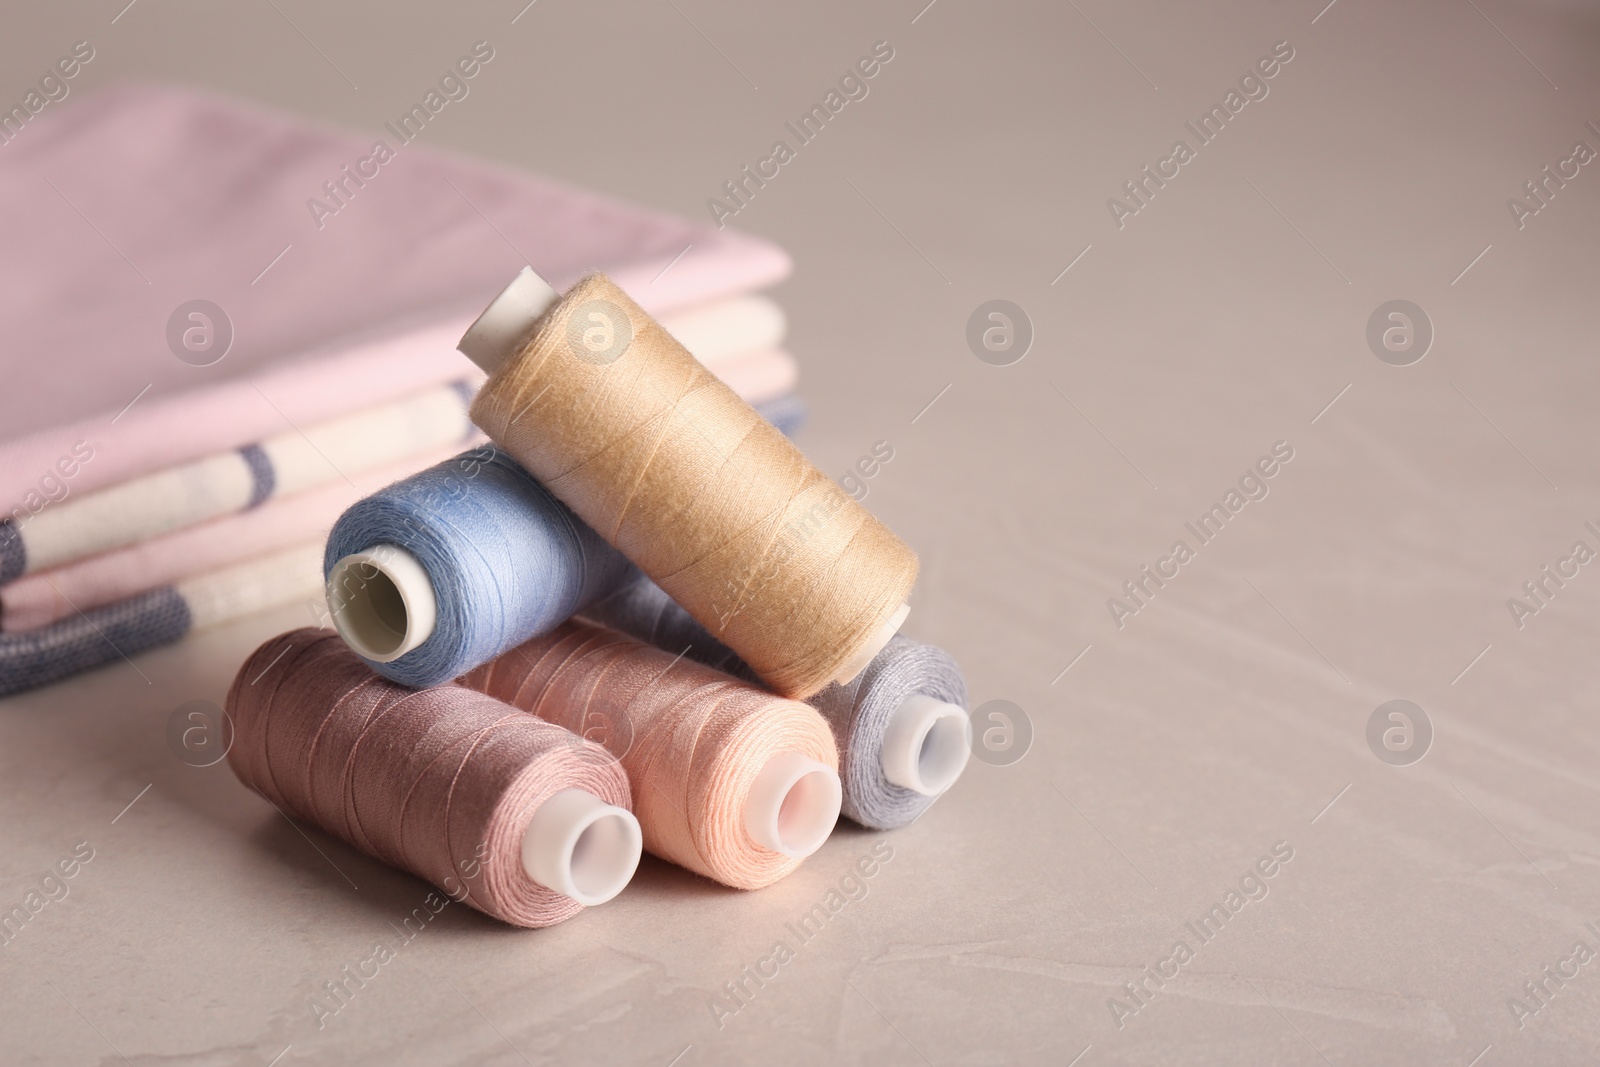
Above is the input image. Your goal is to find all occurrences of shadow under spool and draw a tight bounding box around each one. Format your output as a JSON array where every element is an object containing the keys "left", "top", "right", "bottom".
[
  {"left": 460, "top": 618, "right": 843, "bottom": 890},
  {"left": 462, "top": 270, "right": 919, "bottom": 701},
  {"left": 226, "top": 628, "right": 642, "bottom": 927}
]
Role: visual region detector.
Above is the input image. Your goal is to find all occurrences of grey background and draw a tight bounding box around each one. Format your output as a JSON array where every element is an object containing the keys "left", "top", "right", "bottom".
[{"left": 3, "top": 0, "right": 1600, "bottom": 1063}]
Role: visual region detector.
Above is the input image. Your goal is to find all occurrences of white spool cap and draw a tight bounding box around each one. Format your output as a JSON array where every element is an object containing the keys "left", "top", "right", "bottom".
[
  {"left": 744, "top": 751, "right": 842, "bottom": 858},
  {"left": 326, "top": 546, "right": 438, "bottom": 663},
  {"left": 458, "top": 266, "right": 562, "bottom": 375},
  {"left": 880, "top": 694, "right": 971, "bottom": 797},
  {"left": 830, "top": 603, "right": 910, "bottom": 688},
  {"left": 521, "top": 788, "right": 642, "bottom": 907}
]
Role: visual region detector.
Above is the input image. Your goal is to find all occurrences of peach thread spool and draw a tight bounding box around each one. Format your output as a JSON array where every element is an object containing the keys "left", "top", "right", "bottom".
[
  {"left": 457, "top": 267, "right": 918, "bottom": 700},
  {"left": 459, "top": 618, "right": 842, "bottom": 890},
  {"left": 226, "top": 628, "right": 642, "bottom": 927},
  {"left": 581, "top": 574, "right": 971, "bottom": 828}
]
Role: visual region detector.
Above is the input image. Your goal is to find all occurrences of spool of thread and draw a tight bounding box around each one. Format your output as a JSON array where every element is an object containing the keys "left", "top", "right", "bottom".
[
  {"left": 584, "top": 575, "right": 969, "bottom": 829},
  {"left": 459, "top": 618, "right": 842, "bottom": 890},
  {"left": 459, "top": 267, "right": 919, "bottom": 700},
  {"left": 323, "top": 446, "right": 636, "bottom": 688},
  {"left": 226, "top": 628, "right": 643, "bottom": 927}
]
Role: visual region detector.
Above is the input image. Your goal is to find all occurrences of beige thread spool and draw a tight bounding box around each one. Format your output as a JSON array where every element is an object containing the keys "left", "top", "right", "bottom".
[{"left": 457, "top": 269, "right": 917, "bottom": 699}]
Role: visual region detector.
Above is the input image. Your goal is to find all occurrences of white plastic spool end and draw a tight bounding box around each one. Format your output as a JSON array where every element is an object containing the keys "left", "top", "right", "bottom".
[
  {"left": 457, "top": 266, "right": 562, "bottom": 375},
  {"left": 830, "top": 602, "right": 910, "bottom": 688},
  {"left": 521, "top": 788, "right": 642, "bottom": 907},
  {"left": 881, "top": 694, "right": 971, "bottom": 797},
  {"left": 326, "top": 546, "right": 438, "bottom": 663},
  {"left": 744, "top": 751, "right": 842, "bottom": 859}
]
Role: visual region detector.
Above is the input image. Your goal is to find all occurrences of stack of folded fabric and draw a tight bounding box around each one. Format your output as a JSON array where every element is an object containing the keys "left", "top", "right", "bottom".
[{"left": 0, "top": 84, "right": 802, "bottom": 697}]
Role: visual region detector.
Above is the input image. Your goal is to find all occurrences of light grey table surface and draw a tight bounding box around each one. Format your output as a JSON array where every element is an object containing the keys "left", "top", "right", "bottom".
[{"left": 4, "top": 1, "right": 1600, "bottom": 1063}]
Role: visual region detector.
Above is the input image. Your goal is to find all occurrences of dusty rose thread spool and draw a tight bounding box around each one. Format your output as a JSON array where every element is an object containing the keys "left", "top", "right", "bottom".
[
  {"left": 457, "top": 268, "right": 918, "bottom": 700},
  {"left": 226, "top": 628, "right": 643, "bottom": 927},
  {"left": 460, "top": 618, "right": 842, "bottom": 890}
]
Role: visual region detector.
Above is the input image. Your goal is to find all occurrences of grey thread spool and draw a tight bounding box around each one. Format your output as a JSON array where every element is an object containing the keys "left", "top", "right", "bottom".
[{"left": 584, "top": 575, "right": 969, "bottom": 829}]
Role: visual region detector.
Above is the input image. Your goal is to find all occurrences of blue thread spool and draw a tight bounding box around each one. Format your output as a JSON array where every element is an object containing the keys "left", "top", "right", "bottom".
[{"left": 323, "top": 446, "right": 636, "bottom": 687}]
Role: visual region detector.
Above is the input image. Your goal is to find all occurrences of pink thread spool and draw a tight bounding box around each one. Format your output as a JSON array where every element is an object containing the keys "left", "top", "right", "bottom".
[
  {"left": 460, "top": 619, "right": 843, "bottom": 890},
  {"left": 226, "top": 628, "right": 642, "bottom": 927}
]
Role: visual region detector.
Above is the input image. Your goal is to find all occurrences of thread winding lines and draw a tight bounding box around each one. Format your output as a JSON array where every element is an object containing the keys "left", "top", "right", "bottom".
[
  {"left": 585, "top": 576, "right": 966, "bottom": 829},
  {"left": 226, "top": 628, "right": 630, "bottom": 928},
  {"left": 324, "top": 446, "right": 636, "bottom": 687},
  {"left": 469, "top": 272, "right": 918, "bottom": 700},
  {"left": 460, "top": 618, "right": 837, "bottom": 890}
]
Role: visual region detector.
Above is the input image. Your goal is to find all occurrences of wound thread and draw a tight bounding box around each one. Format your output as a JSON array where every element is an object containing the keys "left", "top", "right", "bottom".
[
  {"left": 584, "top": 575, "right": 968, "bottom": 829},
  {"left": 323, "top": 446, "right": 635, "bottom": 687},
  {"left": 460, "top": 618, "right": 839, "bottom": 889},
  {"left": 226, "top": 628, "right": 633, "bottom": 927},
  {"left": 468, "top": 272, "right": 918, "bottom": 699}
]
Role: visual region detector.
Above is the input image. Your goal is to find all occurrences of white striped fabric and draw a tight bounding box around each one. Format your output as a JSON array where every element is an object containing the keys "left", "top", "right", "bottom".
[
  {"left": 8, "top": 383, "right": 475, "bottom": 577},
  {"left": 179, "top": 543, "right": 325, "bottom": 629}
]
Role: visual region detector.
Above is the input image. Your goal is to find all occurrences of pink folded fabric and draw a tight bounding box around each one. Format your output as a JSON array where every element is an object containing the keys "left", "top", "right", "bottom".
[
  {"left": 0, "top": 82, "right": 790, "bottom": 509},
  {"left": 1, "top": 442, "right": 474, "bottom": 633},
  {"left": 1, "top": 362, "right": 802, "bottom": 632}
]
